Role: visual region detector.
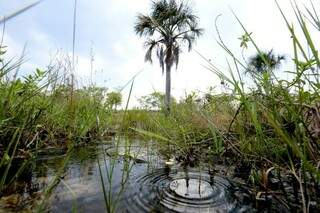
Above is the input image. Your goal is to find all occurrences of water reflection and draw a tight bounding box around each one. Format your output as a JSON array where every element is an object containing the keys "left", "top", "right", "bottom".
[
  {"left": 123, "top": 166, "right": 254, "bottom": 213},
  {"left": 0, "top": 139, "right": 255, "bottom": 212}
]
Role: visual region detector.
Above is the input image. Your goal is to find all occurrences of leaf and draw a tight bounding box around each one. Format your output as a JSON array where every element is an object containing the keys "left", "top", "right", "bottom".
[
  {"left": 238, "top": 32, "right": 252, "bottom": 49},
  {"left": 130, "top": 128, "right": 170, "bottom": 142},
  {"left": 3, "top": 153, "right": 10, "bottom": 165},
  {"left": 36, "top": 68, "right": 44, "bottom": 77}
]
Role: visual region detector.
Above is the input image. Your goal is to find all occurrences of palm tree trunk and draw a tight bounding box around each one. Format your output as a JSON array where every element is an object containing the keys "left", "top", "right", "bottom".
[{"left": 165, "top": 63, "right": 171, "bottom": 115}]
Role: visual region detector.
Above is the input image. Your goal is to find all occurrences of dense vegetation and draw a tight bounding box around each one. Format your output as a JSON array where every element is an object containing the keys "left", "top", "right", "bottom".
[
  {"left": 1, "top": 0, "right": 320, "bottom": 212},
  {"left": 0, "top": 50, "right": 121, "bottom": 195},
  {"left": 128, "top": 1, "right": 320, "bottom": 211}
]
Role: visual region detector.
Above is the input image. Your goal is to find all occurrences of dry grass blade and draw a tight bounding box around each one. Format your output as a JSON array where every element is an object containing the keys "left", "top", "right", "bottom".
[{"left": 0, "top": 1, "right": 42, "bottom": 24}]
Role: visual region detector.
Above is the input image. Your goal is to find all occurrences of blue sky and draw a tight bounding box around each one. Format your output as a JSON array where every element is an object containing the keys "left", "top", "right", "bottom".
[{"left": 0, "top": 0, "right": 317, "bottom": 107}]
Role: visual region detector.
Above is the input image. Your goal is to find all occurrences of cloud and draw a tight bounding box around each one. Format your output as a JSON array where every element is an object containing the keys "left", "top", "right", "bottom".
[
  {"left": 3, "top": 33, "right": 23, "bottom": 58},
  {"left": 2, "top": 0, "right": 320, "bottom": 108}
]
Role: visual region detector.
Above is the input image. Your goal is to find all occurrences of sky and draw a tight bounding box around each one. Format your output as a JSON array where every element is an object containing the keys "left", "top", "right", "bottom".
[{"left": 0, "top": 0, "right": 318, "bottom": 107}]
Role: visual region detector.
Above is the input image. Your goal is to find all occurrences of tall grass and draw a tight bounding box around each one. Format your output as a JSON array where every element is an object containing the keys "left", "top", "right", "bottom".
[
  {"left": 2, "top": 0, "right": 320, "bottom": 211},
  {"left": 0, "top": 49, "right": 114, "bottom": 199},
  {"left": 197, "top": 1, "right": 320, "bottom": 211},
  {"left": 0, "top": 0, "right": 122, "bottom": 211},
  {"left": 97, "top": 78, "right": 140, "bottom": 213},
  {"left": 124, "top": 1, "right": 320, "bottom": 211}
]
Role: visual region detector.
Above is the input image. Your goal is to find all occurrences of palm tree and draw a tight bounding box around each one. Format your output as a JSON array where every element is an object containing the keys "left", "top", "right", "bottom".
[
  {"left": 134, "top": 0, "right": 203, "bottom": 114},
  {"left": 247, "top": 49, "right": 285, "bottom": 73}
]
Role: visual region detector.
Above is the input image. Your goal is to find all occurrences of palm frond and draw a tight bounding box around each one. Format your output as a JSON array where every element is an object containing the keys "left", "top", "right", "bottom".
[
  {"left": 144, "top": 39, "right": 158, "bottom": 63},
  {"left": 172, "top": 45, "right": 180, "bottom": 69},
  {"left": 135, "top": 0, "right": 203, "bottom": 71},
  {"left": 157, "top": 46, "right": 165, "bottom": 74},
  {"left": 134, "top": 14, "right": 155, "bottom": 36},
  {"left": 181, "top": 34, "right": 195, "bottom": 51},
  {"left": 190, "top": 23, "right": 204, "bottom": 37}
]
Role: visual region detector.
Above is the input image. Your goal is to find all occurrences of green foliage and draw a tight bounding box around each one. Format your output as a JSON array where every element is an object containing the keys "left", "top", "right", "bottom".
[
  {"left": 138, "top": 91, "right": 176, "bottom": 111},
  {"left": 106, "top": 91, "right": 122, "bottom": 110},
  {"left": 138, "top": 91, "right": 164, "bottom": 110},
  {"left": 202, "top": 2, "right": 320, "bottom": 209},
  {"left": 0, "top": 52, "right": 112, "bottom": 195},
  {"left": 128, "top": 3, "right": 320, "bottom": 209},
  {"left": 119, "top": 91, "right": 235, "bottom": 160},
  {"left": 238, "top": 32, "right": 252, "bottom": 49},
  {"left": 0, "top": 46, "right": 6, "bottom": 63}
]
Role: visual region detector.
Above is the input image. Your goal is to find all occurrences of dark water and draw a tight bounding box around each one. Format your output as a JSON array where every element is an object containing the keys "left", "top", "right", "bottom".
[
  {"left": 123, "top": 167, "right": 253, "bottom": 213},
  {"left": 0, "top": 138, "right": 256, "bottom": 212}
]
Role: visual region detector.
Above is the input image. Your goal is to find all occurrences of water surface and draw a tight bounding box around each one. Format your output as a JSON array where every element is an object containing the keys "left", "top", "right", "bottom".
[{"left": 0, "top": 138, "right": 256, "bottom": 212}]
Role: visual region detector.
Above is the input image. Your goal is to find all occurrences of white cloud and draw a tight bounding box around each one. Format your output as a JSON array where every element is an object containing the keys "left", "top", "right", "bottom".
[
  {"left": 3, "top": 33, "right": 22, "bottom": 58},
  {"left": 2, "top": 0, "right": 320, "bottom": 108}
]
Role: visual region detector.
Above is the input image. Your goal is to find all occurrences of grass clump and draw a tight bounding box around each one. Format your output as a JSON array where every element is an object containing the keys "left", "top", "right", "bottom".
[{"left": 0, "top": 49, "right": 114, "bottom": 196}]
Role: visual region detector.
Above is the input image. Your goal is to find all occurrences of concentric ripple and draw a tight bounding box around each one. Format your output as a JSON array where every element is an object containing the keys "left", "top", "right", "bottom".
[{"left": 123, "top": 167, "right": 254, "bottom": 213}]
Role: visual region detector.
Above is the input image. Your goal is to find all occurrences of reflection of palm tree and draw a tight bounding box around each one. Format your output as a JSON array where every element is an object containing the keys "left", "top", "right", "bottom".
[
  {"left": 134, "top": 0, "right": 203, "bottom": 114},
  {"left": 247, "top": 50, "right": 285, "bottom": 73},
  {"left": 183, "top": 166, "right": 189, "bottom": 196}
]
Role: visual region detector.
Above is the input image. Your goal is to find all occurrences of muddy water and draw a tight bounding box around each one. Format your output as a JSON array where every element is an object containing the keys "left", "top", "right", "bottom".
[{"left": 0, "top": 138, "right": 256, "bottom": 212}]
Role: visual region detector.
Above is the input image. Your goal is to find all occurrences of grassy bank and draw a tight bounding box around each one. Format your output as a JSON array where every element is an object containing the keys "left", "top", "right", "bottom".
[{"left": 0, "top": 52, "right": 114, "bottom": 195}]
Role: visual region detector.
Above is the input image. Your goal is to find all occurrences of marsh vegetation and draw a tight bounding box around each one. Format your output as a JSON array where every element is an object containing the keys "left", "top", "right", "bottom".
[{"left": 1, "top": 0, "right": 320, "bottom": 212}]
